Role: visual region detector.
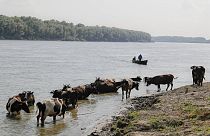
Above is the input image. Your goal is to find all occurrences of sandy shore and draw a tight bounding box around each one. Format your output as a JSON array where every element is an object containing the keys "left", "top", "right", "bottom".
[{"left": 89, "top": 82, "right": 210, "bottom": 136}]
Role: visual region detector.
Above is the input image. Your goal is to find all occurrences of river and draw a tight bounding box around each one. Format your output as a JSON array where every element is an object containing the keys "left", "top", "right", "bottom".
[{"left": 0, "top": 40, "right": 209, "bottom": 136}]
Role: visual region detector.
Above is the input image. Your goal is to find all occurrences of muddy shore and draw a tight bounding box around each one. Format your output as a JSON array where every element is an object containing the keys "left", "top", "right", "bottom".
[{"left": 89, "top": 83, "right": 210, "bottom": 136}]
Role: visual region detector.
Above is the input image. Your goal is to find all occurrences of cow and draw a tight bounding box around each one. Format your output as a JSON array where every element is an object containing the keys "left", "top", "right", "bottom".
[
  {"left": 91, "top": 77, "right": 127, "bottom": 94},
  {"left": 6, "top": 93, "right": 30, "bottom": 116},
  {"left": 144, "top": 74, "right": 175, "bottom": 91},
  {"left": 36, "top": 98, "right": 67, "bottom": 126},
  {"left": 121, "top": 79, "right": 139, "bottom": 100},
  {"left": 130, "top": 76, "right": 142, "bottom": 82},
  {"left": 25, "top": 91, "right": 35, "bottom": 106},
  {"left": 71, "top": 84, "right": 96, "bottom": 100},
  {"left": 50, "top": 88, "right": 78, "bottom": 108},
  {"left": 191, "top": 66, "right": 205, "bottom": 86}
]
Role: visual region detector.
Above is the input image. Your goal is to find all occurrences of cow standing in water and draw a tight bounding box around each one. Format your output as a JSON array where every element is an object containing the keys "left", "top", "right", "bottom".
[
  {"left": 144, "top": 74, "right": 175, "bottom": 91},
  {"left": 121, "top": 79, "right": 139, "bottom": 100},
  {"left": 191, "top": 66, "right": 205, "bottom": 86},
  {"left": 36, "top": 98, "right": 67, "bottom": 126},
  {"left": 6, "top": 92, "right": 30, "bottom": 116}
]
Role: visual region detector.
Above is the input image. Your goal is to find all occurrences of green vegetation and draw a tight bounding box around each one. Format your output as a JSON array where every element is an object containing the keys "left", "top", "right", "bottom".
[
  {"left": 0, "top": 15, "right": 151, "bottom": 42},
  {"left": 152, "top": 36, "right": 210, "bottom": 43},
  {"left": 149, "top": 116, "right": 183, "bottom": 130}
]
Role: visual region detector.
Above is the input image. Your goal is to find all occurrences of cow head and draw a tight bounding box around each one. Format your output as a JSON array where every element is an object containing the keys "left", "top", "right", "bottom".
[
  {"left": 62, "top": 84, "right": 71, "bottom": 91},
  {"left": 20, "top": 102, "right": 30, "bottom": 113},
  {"left": 18, "top": 92, "right": 27, "bottom": 101},
  {"left": 144, "top": 77, "right": 152, "bottom": 86},
  {"left": 51, "top": 89, "right": 63, "bottom": 99},
  {"left": 191, "top": 66, "right": 197, "bottom": 70},
  {"left": 26, "top": 91, "right": 35, "bottom": 106},
  {"left": 136, "top": 76, "right": 142, "bottom": 82},
  {"left": 133, "top": 82, "right": 139, "bottom": 90},
  {"left": 85, "top": 84, "right": 97, "bottom": 94}
]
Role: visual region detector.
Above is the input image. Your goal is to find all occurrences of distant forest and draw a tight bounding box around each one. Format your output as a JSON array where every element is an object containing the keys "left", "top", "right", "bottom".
[
  {"left": 152, "top": 36, "right": 210, "bottom": 43},
  {"left": 0, "top": 15, "right": 151, "bottom": 42}
]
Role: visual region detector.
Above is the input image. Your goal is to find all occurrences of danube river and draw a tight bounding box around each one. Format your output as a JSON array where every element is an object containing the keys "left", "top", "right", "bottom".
[{"left": 0, "top": 40, "right": 209, "bottom": 135}]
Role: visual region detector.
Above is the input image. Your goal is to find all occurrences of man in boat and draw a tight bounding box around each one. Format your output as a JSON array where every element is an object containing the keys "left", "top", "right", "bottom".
[
  {"left": 138, "top": 54, "right": 142, "bottom": 61},
  {"left": 132, "top": 56, "right": 136, "bottom": 61}
]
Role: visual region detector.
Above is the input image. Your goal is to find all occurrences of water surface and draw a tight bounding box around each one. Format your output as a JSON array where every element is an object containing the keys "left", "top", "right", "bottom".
[{"left": 0, "top": 41, "right": 209, "bottom": 136}]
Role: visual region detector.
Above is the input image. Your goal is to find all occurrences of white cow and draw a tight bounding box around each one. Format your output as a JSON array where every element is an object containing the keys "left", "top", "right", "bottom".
[{"left": 36, "top": 98, "right": 67, "bottom": 126}]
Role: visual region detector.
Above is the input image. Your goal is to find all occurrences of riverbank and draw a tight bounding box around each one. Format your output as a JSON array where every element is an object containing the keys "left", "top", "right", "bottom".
[{"left": 89, "top": 82, "right": 210, "bottom": 136}]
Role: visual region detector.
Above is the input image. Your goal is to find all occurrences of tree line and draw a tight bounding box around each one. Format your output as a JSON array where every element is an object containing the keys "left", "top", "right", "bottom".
[{"left": 0, "top": 15, "right": 151, "bottom": 42}]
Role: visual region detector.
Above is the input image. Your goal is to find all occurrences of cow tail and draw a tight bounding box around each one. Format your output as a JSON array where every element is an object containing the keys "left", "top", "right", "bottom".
[
  {"left": 36, "top": 102, "right": 45, "bottom": 116},
  {"left": 174, "top": 76, "right": 178, "bottom": 79}
]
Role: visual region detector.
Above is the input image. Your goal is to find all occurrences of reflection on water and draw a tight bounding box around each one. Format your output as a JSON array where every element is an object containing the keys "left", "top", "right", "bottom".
[
  {"left": 37, "top": 121, "right": 66, "bottom": 136},
  {"left": 69, "top": 108, "right": 79, "bottom": 120}
]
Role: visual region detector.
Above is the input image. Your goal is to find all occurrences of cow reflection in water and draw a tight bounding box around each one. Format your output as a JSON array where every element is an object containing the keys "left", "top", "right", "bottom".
[
  {"left": 144, "top": 74, "right": 175, "bottom": 91},
  {"left": 37, "top": 121, "right": 66, "bottom": 136}
]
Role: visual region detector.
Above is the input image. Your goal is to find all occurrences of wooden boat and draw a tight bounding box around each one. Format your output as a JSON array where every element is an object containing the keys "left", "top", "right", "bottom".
[{"left": 132, "top": 59, "right": 148, "bottom": 65}]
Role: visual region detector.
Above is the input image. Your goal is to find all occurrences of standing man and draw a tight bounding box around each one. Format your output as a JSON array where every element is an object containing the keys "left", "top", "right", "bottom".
[{"left": 138, "top": 54, "right": 142, "bottom": 61}]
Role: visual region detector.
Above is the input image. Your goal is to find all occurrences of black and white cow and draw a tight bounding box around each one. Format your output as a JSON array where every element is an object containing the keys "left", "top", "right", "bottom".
[
  {"left": 50, "top": 88, "right": 78, "bottom": 108},
  {"left": 144, "top": 74, "right": 175, "bottom": 91},
  {"left": 191, "top": 66, "right": 205, "bottom": 86},
  {"left": 36, "top": 98, "right": 67, "bottom": 126},
  {"left": 6, "top": 93, "right": 30, "bottom": 116},
  {"left": 121, "top": 79, "right": 139, "bottom": 100},
  {"left": 25, "top": 91, "right": 35, "bottom": 106}
]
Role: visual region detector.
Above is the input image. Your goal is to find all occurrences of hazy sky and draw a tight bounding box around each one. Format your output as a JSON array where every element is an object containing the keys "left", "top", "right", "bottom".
[{"left": 0, "top": 0, "right": 210, "bottom": 39}]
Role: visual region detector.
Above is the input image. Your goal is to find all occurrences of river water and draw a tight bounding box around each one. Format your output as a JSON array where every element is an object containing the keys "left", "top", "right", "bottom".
[{"left": 0, "top": 40, "right": 209, "bottom": 136}]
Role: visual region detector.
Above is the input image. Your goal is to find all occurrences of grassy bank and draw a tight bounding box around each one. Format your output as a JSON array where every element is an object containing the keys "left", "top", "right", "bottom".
[{"left": 90, "top": 83, "right": 210, "bottom": 136}]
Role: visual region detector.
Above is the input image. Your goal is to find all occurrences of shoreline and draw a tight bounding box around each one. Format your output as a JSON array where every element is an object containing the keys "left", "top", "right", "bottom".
[{"left": 89, "top": 83, "right": 210, "bottom": 136}]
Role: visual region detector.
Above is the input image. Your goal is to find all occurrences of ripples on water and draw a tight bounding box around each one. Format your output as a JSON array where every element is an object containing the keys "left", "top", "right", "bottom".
[{"left": 0, "top": 41, "right": 209, "bottom": 135}]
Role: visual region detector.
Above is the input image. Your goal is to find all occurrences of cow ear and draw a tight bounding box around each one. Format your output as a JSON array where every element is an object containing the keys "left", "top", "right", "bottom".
[{"left": 191, "top": 66, "right": 195, "bottom": 69}]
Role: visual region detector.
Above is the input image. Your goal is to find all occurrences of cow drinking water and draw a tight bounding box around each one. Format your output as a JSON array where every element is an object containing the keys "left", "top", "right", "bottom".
[
  {"left": 144, "top": 74, "right": 175, "bottom": 91},
  {"left": 6, "top": 92, "right": 30, "bottom": 116}
]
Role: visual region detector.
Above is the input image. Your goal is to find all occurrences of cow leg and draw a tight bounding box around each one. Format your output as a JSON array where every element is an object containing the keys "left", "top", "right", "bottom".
[
  {"left": 157, "top": 85, "right": 161, "bottom": 92},
  {"left": 126, "top": 91, "right": 128, "bottom": 99},
  {"left": 41, "top": 118, "right": 45, "bottom": 127},
  {"left": 170, "top": 83, "right": 173, "bottom": 90},
  {"left": 53, "top": 116, "right": 56, "bottom": 122},
  {"left": 37, "top": 115, "right": 40, "bottom": 126},
  {"left": 166, "top": 84, "right": 169, "bottom": 91},
  {"left": 128, "top": 90, "right": 131, "bottom": 98},
  {"left": 122, "top": 90, "right": 124, "bottom": 100},
  {"left": 41, "top": 116, "right": 46, "bottom": 127},
  {"left": 62, "top": 113, "right": 65, "bottom": 118}
]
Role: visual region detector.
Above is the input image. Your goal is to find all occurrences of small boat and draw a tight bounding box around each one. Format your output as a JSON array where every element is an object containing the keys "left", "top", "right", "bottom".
[{"left": 132, "top": 59, "right": 148, "bottom": 65}]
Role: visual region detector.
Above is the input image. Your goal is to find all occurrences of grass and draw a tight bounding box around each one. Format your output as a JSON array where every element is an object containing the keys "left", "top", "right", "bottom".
[{"left": 149, "top": 116, "right": 183, "bottom": 131}]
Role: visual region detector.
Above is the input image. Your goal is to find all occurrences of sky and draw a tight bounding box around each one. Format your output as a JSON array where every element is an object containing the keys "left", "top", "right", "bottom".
[{"left": 0, "top": 0, "right": 210, "bottom": 39}]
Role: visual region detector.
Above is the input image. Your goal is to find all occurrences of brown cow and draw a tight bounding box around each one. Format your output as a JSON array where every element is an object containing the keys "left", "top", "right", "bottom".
[
  {"left": 121, "top": 79, "right": 139, "bottom": 100},
  {"left": 92, "top": 77, "right": 126, "bottom": 94},
  {"left": 71, "top": 84, "right": 96, "bottom": 99}
]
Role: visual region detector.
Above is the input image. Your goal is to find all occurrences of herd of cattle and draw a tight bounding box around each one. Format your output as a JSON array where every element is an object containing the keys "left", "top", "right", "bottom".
[{"left": 6, "top": 65, "right": 205, "bottom": 126}]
